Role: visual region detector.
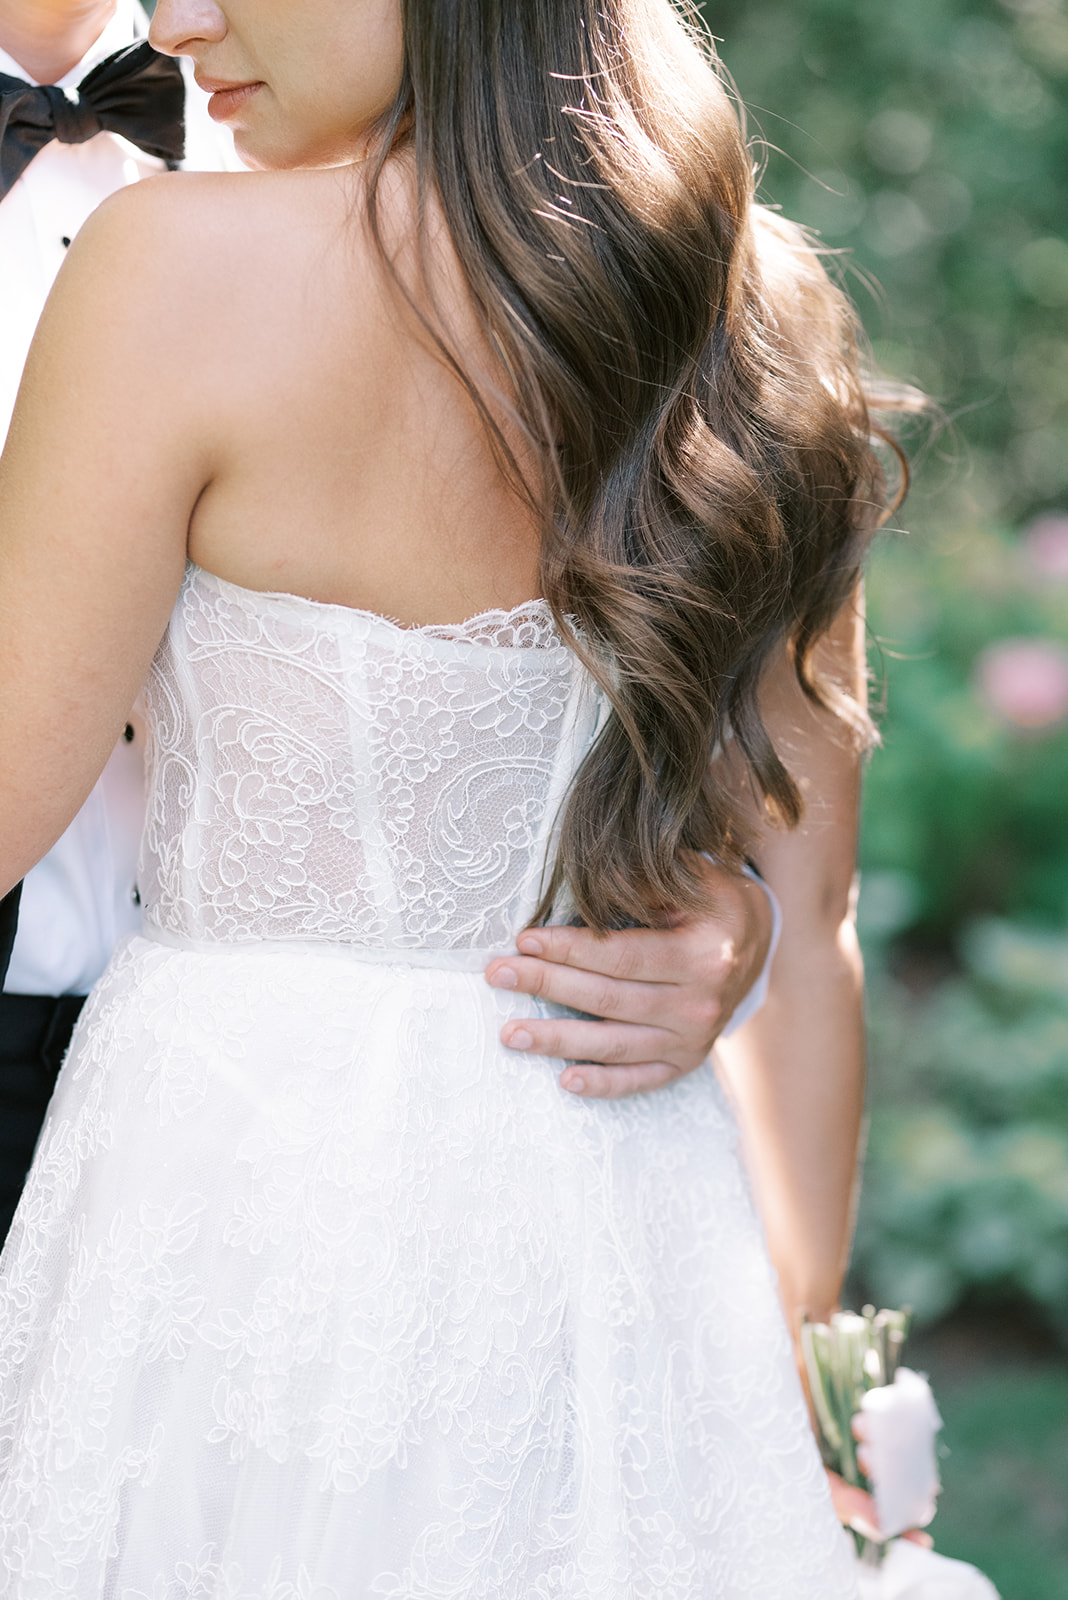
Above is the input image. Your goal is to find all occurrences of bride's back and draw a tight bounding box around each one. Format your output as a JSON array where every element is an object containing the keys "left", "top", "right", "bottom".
[
  {"left": 173, "top": 162, "right": 543, "bottom": 628},
  {"left": 0, "top": 0, "right": 884, "bottom": 931}
]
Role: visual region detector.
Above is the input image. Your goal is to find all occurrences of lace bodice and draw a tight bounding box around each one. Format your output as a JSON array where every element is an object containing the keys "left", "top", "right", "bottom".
[{"left": 140, "top": 565, "right": 606, "bottom": 951}]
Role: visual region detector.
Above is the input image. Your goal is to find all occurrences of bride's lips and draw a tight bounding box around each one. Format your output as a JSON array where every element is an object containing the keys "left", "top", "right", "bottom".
[{"left": 196, "top": 76, "right": 264, "bottom": 123}]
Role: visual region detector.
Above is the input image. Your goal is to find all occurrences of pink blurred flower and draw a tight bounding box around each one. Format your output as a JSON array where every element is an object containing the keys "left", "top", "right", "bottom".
[
  {"left": 976, "top": 638, "right": 1068, "bottom": 731},
  {"left": 1024, "top": 513, "right": 1068, "bottom": 581}
]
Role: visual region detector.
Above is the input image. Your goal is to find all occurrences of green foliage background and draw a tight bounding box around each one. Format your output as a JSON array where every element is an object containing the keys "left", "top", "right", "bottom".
[
  {"left": 700, "top": 2, "right": 1068, "bottom": 1589},
  {"left": 708, "top": 0, "right": 1068, "bottom": 514}
]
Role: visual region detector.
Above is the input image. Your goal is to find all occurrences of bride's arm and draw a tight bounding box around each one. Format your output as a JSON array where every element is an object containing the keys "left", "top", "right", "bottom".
[
  {"left": 715, "top": 594, "right": 868, "bottom": 1329},
  {"left": 0, "top": 182, "right": 211, "bottom": 898}
]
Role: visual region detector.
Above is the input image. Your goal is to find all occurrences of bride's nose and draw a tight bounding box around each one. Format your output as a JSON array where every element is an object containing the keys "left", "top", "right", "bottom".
[{"left": 150, "top": 0, "right": 228, "bottom": 57}]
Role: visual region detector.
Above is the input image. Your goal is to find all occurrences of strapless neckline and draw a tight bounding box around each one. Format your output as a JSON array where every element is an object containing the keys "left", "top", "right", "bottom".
[{"left": 188, "top": 562, "right": 565, "bottom": 653}]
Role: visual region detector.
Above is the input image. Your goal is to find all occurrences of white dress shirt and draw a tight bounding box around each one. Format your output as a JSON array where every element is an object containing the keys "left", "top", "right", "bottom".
[{"left": 1, "top": 0, "right": 239, "bottom": 996}]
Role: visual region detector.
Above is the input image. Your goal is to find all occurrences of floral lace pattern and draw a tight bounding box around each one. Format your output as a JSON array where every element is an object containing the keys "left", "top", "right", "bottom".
[
  {"left": 0, "top": 570, "right": 858, "bottom": 1599},
  {"left": 140, "top": 568, "right": 599, "bottom": 951}
]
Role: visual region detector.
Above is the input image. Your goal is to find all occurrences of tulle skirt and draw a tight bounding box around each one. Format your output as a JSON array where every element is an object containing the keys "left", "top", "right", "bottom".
[{"left": 0, "top": 934, "right": 858, "bottom": 1599}]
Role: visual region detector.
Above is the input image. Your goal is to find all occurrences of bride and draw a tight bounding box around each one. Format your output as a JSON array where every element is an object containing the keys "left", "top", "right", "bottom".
[{"left": 0, "top": 0, "right": 889, "bottom": 1594}]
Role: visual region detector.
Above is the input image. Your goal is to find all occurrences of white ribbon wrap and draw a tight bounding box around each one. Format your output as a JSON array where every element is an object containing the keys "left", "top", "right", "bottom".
[{"left": 861, "top": 1367, "right": 943, "bottom": 1539}]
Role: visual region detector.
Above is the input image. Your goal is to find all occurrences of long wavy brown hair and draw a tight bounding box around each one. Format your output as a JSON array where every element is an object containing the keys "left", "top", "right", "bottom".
[{"left": 368, "top": 0, "right": 900, "bottom": 931}]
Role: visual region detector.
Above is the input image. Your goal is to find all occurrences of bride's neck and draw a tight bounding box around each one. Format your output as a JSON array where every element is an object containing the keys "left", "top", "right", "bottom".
[{"left": 0, "top": 0, "right": 116, "bottom": 83}]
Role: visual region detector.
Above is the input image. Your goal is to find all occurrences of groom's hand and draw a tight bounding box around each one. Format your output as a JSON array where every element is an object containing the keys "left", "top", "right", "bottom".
[{"left": 484, "top": 859, "right": 773, "bottom": 1098}]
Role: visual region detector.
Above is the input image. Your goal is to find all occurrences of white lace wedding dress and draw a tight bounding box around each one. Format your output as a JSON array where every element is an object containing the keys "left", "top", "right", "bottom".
[{"left": 0, "top": 565, "right": 858, "bottom": 1599}]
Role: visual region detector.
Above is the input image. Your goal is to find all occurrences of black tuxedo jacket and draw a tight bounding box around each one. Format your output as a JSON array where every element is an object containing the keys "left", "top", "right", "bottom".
[{"left": 0, "top": 884, "right": 20, "bottom": 990}]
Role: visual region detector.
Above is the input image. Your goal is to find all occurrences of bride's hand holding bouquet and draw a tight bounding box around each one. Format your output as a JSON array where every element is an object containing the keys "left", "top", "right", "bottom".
[{"left": 803, "top": 1308, "right": 1000, "bottom": 1599}]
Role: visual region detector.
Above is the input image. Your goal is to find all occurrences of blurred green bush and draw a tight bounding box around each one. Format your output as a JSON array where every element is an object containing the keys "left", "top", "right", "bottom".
[
  {"left": 855, "top": 525, "right": 1068, "bottom": 1330},
  {"left": 856, "top": 917, "right": 1068, "bottom": 1326},
  {"left": 863, "top": 523, "right": 1068, "bottom": 939},
  {"left": 708, "top": 0, "right": 1068, "bottom": 517},
  {"left": 706, "top": 0, "right": 1068, "bottom": 1331}
]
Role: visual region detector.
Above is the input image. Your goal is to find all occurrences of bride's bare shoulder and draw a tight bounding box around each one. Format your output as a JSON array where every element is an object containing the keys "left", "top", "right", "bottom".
[
  {"left": 57, "top": 164, "right": 383, "bottom": 342},
  {"left": 33, "top": 158, "right": 429, "bottom": 413},
  {"left": 21, "top": 165, "right": 384, "bottom": 426},
  {"left": 72, "top": 167, "right": 361, "bottom": 290}
]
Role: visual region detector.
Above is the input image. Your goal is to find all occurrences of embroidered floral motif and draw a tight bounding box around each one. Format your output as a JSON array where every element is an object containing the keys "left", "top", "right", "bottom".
[{"left": 139, "top": 569, "right": 588, "bottom": 950}]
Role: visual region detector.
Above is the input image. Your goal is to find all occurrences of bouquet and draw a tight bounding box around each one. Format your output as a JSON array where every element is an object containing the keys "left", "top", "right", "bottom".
[{"left": 801, "top": 1307, "right": 1001, "bottom": 1599}]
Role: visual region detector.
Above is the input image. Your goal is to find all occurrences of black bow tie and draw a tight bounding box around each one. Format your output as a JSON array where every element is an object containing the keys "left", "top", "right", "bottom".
[{"left": 0, "top": 40, "right": 186, "bottom": 201}]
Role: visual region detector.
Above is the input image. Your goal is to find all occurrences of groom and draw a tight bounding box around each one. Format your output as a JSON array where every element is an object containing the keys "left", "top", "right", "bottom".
[{"left": 0, "top": 0, "right": 775, "bottom": 1244}]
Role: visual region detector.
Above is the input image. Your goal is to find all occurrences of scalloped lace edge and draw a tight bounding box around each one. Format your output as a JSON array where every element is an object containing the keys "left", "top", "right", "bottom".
[{"left": 190, "top": 565, "right": 567, "bottom": 651}]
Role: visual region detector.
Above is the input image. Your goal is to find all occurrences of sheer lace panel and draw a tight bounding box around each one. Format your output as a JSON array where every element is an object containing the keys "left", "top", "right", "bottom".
[{"left": 140, "top": 567, "right": 604, "bottom": 951}]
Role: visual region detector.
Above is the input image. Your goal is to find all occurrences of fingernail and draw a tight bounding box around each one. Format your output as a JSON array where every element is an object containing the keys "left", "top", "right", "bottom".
[
  {"left": 516, "top": 935, "right": 543, "bottom": 956},
  {"left": 488, "top": 965, "right": 518, "bottom": 989},
  {"left": 564, "top": 1075, "right": 585, "bottom": 1094},
  {"left": 507, "top": 1028, "right": 533, "bottom": 1050}
]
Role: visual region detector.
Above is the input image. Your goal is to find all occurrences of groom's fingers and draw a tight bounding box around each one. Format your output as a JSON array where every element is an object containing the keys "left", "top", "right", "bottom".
[
  {"left": 485, "top": 954, "right": 691, "bottom": 1032},
  {"left": 512, "top": 920, "right": 733, "bottom": 989},
  {"left": 482, "top": 866, "right": 769, "bottom": 1093},
  {"left": 556, "top": 1061, "right": 684, "bottom": 1099},
  {"left": 496, "top": 1005, "right": 690, "bottom": 1097},
  {"left": 493, "top": 990, "right": 713, "bottom": 1098},
  {"left": 499, "top": 1016, "right": 674, "bottom": 1067}
]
